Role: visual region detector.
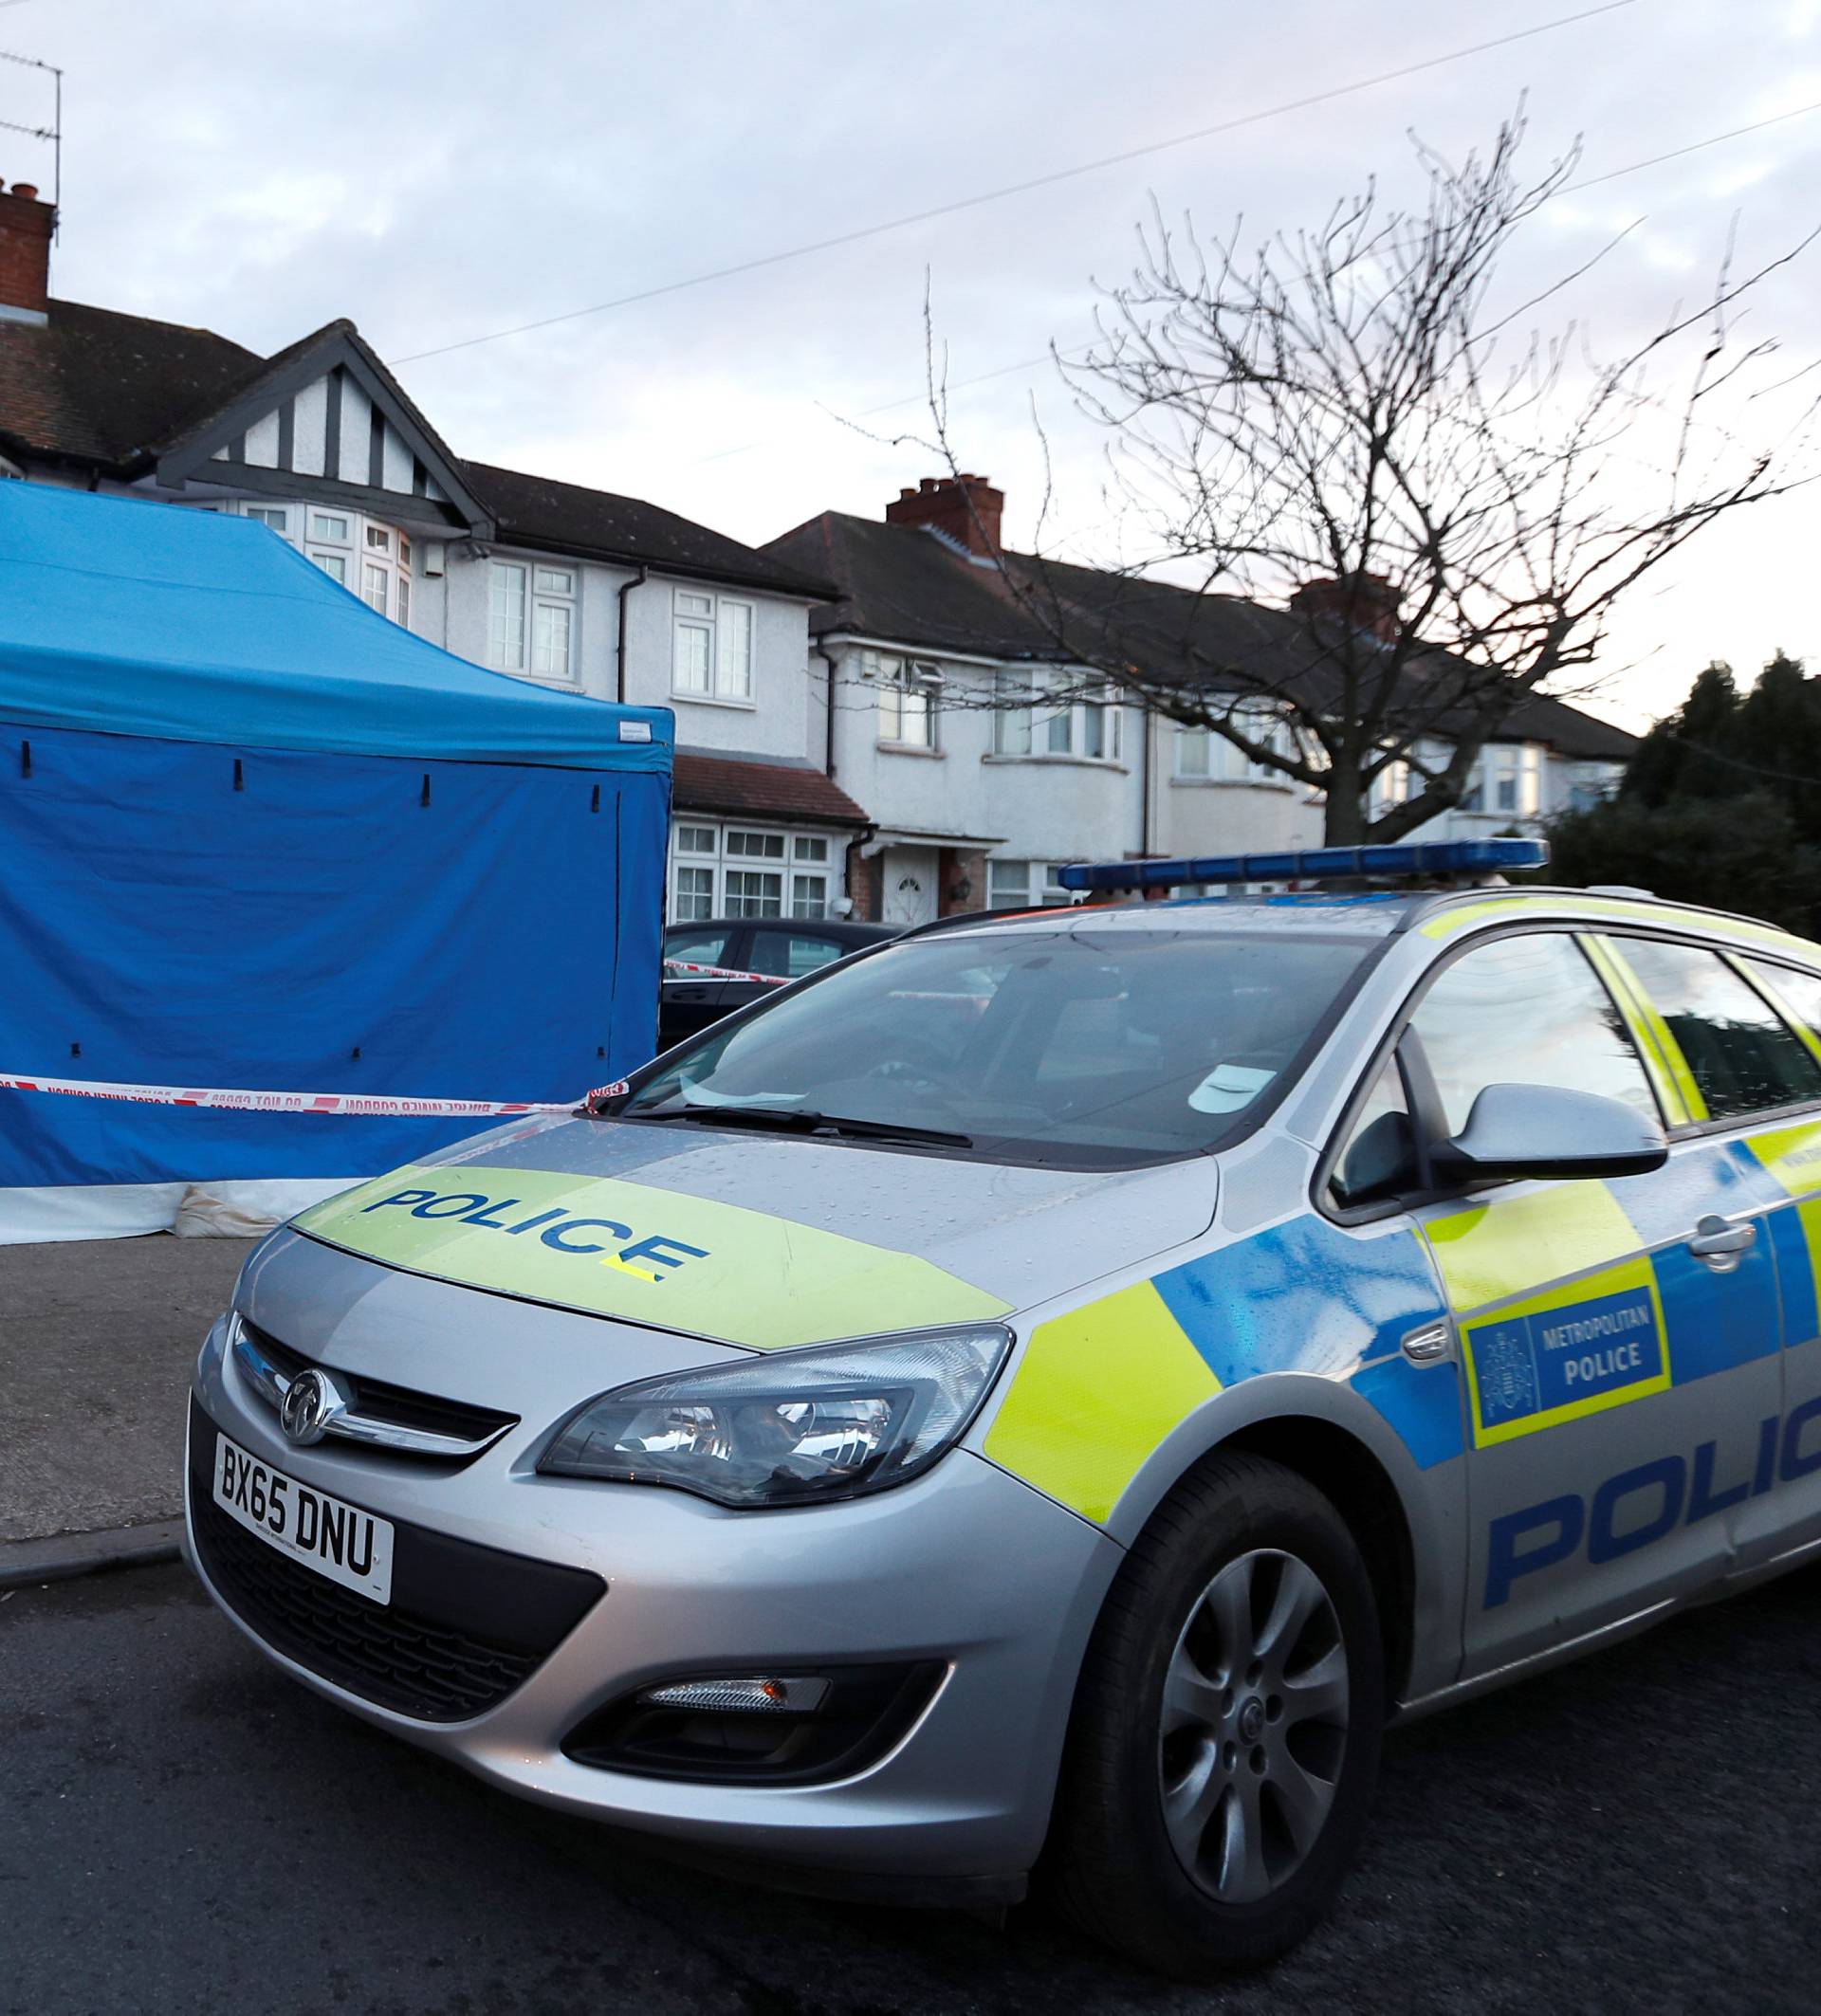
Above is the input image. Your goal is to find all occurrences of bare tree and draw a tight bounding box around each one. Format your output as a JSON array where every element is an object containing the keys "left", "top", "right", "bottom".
[{"left": 910, "top": 111, "right": 1818, "bottom": 845}]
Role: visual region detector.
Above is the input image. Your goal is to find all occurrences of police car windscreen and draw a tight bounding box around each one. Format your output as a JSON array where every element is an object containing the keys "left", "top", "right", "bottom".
[{"left": 624, "top": 927, "right": 1371, "bottom": 1166}]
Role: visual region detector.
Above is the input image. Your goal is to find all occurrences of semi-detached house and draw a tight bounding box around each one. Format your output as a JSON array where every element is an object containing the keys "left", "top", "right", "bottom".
[
  {"left": 763, "top": 474, "right": 1640, "bottom": 927},
  {"left": 0, "top": 177, "right": 867, "bottom": 925},
  {"left": 1, "top": 177, "right": 1638, "bottom": 936}
]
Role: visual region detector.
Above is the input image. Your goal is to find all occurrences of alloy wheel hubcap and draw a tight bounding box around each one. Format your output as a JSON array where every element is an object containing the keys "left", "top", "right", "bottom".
[{"left": 1156, "top": 1548, "right": 1350, "bottom": 1904}]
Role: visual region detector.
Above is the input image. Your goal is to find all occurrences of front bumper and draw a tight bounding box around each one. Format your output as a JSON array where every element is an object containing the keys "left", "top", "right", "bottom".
[{"left": 186, "top": 1315, "right": 1121, "bottom": 1891}]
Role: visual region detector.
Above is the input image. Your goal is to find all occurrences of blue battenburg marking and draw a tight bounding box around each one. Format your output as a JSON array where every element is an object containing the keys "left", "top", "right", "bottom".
[
  {"left": 1152, "top": 1213, "right": 1463, "bottom": 1467},
  {"left": 1351, "top": 1357, "right": 1465, "bottom": 1470},
  {"left": 1764, "top": 1200, "right": 1820, "bottom": 1349},
  {"left": 1466, "top": 1286, "right": 1662, "bottom": 1430},
  {"left": 1650, "top": 1237, "right": 1781, "bottom": 1382}
]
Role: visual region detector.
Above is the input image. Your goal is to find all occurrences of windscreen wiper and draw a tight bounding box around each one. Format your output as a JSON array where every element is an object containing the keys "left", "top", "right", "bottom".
[{"left": 628, "top": 1104, "right": 972, "bottom": 1149}]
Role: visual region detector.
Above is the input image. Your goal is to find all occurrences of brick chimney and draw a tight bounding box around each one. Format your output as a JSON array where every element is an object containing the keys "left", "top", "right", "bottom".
[
  {"left": 885, "top": 472, "right": 1004, "bottom": 557},
  {"left": 0, "top": 179, "right": 54, "bottom": 324},
  {"left": 1288, "top": 572, "right": 1401, "bottom": 643}
]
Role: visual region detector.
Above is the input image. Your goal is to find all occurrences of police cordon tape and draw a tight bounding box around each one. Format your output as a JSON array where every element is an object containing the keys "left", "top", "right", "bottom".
[
  {"left": 0, "top": 1071, "right": 582, "bottom": 1119},
  {"left": 662, "top": 958, "right": 793, "bottom": 985}
]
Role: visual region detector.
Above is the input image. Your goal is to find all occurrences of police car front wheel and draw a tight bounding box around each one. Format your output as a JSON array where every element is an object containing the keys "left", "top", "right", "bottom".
[{"left": 1052, "top": 1452, "right": 1385, "bottom": 1977}]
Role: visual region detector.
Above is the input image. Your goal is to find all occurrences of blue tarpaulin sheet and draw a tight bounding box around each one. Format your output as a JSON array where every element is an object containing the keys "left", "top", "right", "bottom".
[{"left": 0, "top": 484, "right": 672, "bottom": 1219}]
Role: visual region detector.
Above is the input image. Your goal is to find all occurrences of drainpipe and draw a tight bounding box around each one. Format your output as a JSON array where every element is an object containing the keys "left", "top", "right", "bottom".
[
  {"left": 817, "top": 644, "right": 840, "bottom": 777},
  {"left": 615, "top": 564, "right": 650, "bottom": 704},
  {"left": 1138, "top": 703, "right": 1153, "bottom": 857}
]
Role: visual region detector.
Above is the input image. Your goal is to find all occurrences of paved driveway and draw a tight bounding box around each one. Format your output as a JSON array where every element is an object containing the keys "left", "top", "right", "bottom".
[{"left": 0, "top": 1236, "right": 251, "bottom": 1541}]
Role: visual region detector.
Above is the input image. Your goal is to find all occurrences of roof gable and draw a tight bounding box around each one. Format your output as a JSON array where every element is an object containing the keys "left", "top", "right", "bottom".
[{"left": 155, "top": 322, "right": 494, "bottom": 535}]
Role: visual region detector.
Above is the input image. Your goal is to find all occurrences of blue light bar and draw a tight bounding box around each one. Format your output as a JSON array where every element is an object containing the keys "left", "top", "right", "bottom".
[{"left": 1056, "top": 837, "right": 1549, "bottom": 894}]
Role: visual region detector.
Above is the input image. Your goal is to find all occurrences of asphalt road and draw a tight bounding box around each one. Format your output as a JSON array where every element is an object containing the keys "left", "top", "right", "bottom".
[{"left": 4, "top": 1558, "right": 1818, "bottom": 2016}]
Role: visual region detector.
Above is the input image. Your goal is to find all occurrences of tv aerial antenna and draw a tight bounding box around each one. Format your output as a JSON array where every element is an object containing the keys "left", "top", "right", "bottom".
[{"left": 0, "top": 47, "right": 61, "bottom": 230}]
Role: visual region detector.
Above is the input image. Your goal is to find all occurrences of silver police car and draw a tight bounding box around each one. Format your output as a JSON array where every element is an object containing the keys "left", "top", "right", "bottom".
[{"left": 186, "top": 843, "right": 1821, "bottom": 1976}]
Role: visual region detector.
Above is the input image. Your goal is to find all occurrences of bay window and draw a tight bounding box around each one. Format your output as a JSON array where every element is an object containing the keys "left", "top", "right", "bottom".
[
  {"left": 670, "top": 820, "right": 840, "bottom": 920},
  {"left": 993, "top": 671, "right": 1120, "bottom": 760},
  {"left": 987, "top": 859, "right": 1073, "bottom": 909},
  {"left": 1172, "top": 708, "right": 1293, "bottom": 782}
]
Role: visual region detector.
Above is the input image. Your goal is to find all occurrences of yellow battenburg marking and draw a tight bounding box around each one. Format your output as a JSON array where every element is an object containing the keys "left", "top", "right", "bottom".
[
  {"left": 984, "top": 1280, "right": 1219, "bottom": 1524},
  {"left": 1742, "top": 1118, "right": 1821, "bottom": 1315},
  {"left": 295, "top": 1163, "right": 1010, "bottom": 1350},
  {"left": 1460, "top": 1255, "right": 1669, "bottom": 1447},
  {"left": 1423, "top": 1182, "right": 1641, "bottom": 1313},
  {"left": 1422, "top": 892, "right": 1821, "bottom": 964},
  {"left": 1584, "top": 935, "right": 1706, "bottom": 1125}
]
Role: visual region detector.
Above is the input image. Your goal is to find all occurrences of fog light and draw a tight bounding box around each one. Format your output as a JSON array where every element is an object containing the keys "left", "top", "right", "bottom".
[
  {"left": 638, "top": 1675, "right": 830, "bottom": 1714},
  {"left": 563, "top": 1659, "right": 946, "bottom": 1786}
]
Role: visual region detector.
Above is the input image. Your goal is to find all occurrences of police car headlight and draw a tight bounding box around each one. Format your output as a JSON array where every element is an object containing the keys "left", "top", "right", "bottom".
[{"left": 538, "top": 1324, "right": 1013, "bottom": 1508}]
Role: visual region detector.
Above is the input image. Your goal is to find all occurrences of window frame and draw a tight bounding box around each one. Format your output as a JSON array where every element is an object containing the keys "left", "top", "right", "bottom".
[
  {"left": 1169, "top": 710, "right": 1292, "bottom": 785},
  {"left": 671, "top": 586, "right": 756, "bottom": 705},
  {"left": 1604, "top": 932, "right": 1821, "bottom": 1140},
  {"left": 986, "top": 858, "right": 1074, "bottom": 911},
  {"left": 669, "top": 817, "right": 841, "bottom": 922},
  {"left": 869, "top": 650, "right": 940, "bottom": 750},
  {"left": 1316, "top": 922, "right": 1668, "bottom": 1226},
  {"left": 489, "top": 556, "right": 579, "bottom": 684}
]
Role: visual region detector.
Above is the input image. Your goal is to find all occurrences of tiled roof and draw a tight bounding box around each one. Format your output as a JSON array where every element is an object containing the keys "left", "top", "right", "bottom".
[
  {"left": 466, "top": 462, "right": 837, "bottom": 601},
  {"left": 0, "top": 299, "right": 261, "bottom": 469},
  {"left": 0, "top": 301, "right": 836, "bottom": 598},
  {"left": 764, "top": 511, "right": 1049, "bottom": 658},
  {"left": 672, "top": 752, "right": 869, "bottom": 827},
  {"left": 762, "top": 511, "right": 1638, "bottom": 762}
]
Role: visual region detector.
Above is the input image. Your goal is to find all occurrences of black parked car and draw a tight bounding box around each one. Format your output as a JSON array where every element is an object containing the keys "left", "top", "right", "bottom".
[{"left": 658, "top": 916, "right": 901, "bottom": 1050}]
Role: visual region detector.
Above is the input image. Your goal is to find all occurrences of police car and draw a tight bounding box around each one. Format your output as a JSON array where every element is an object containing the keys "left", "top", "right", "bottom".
[{"left": 185, "top": 840, "right": 1821, "bottom": 1977}]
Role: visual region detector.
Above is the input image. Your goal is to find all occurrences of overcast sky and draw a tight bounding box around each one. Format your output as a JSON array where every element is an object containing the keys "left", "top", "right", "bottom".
[{"left": 6, "top": 0, "right": 1819, "bottom": 728}]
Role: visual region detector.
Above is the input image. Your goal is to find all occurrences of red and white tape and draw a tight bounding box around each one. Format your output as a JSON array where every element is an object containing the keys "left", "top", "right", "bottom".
[
  {"left": 0, "top": 1072, "right": 578, "bottom": 1119},
  {"left": 662, "top": 958, "right": 792, "bottom": 986}
]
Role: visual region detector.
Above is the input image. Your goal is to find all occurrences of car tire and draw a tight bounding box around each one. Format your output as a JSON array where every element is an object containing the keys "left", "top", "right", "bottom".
[{"left": 1051, "top": 1450, "right": 1386, "bottom": 1978}]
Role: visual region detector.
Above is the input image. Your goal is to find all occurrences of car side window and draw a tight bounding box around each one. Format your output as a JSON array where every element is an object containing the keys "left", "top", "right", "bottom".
[
  {"left": 1742, "top": 959, "right": 1821, "bottom": 1055},
  {"left": 748, "top": 930, "right": 849, "bottom": 981},
  {"left": 663, "top": 928, "right": 732, "bottom": 973},
  {"left": 1619, "top": 939, "right": 1821, "bottom": 1121},
  {"left": 1411, "top": 932, "right": 1658, "bottom": 1135},
  {"left": 1329, "top": 1058, "right": 1420, "bottom": 1207}
]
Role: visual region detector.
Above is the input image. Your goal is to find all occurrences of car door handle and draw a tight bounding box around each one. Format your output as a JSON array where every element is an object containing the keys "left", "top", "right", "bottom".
[{"left": 1687, "top": 1215, "right": 1757, "bottom": 1271}]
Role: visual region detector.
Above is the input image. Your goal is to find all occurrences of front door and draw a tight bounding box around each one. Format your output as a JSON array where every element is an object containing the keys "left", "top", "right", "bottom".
[
  {"left": 1401, "top": 929, "right": 1782, "bottom": 1679},
  {"left": 881, "top": 847, "right": 939, "bottom": 927}
]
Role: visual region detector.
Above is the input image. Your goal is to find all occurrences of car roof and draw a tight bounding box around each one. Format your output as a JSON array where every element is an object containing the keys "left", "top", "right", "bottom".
[
  {"left": 664, "top": 916, "right": 897, "bottom": 940},
  {"left": 910, "top": 887, "right": 1821, "bottom": 964}
]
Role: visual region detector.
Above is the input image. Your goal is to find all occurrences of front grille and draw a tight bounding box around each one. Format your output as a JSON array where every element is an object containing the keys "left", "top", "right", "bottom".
[
  {"left": 241, "top": 1318, "right": 517, "bottom": 1452},
  {"left": 189, "top": 1399, "right": 602, "bottom": 1723}
]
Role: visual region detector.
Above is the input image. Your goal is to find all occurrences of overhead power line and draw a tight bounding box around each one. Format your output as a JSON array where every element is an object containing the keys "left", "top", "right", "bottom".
[
  {"left": 690, "top": 96, "right": 1821, "bottom": 470},
  {"left": 388, "top": 0, "right": 1636, "bottom": 366}
]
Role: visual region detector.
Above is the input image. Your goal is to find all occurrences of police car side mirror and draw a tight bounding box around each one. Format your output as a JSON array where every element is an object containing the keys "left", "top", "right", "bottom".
[{"left": 1429, "top": 1083, "right": 1668, "bottom": 1186}]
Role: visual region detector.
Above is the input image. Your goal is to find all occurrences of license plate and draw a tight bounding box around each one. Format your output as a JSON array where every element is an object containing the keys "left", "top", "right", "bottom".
[{"left": 212, "top": 1433, "right": 394, "bottom": 1605}]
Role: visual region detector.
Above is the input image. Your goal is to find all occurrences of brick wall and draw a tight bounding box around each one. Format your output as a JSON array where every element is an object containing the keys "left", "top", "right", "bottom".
[
  {"left": 845, "top": 841, "right": 881, "bottom": 922},
  {"left": 939, "top": 848, "right": 986, "bottom": 915},
  {"left": 0, "top": 183, "right": 54, "bottom": 315}
]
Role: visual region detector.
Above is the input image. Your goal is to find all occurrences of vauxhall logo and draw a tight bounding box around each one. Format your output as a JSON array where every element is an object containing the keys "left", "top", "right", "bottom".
[{"left": 361, "top": 1186, "right": 708, "bottom": 1286}]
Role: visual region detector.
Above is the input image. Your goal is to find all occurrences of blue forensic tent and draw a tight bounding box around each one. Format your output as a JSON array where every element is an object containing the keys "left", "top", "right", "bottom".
[{"left": 0, "top": 483, "right": 672, "bottom": 1241}]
